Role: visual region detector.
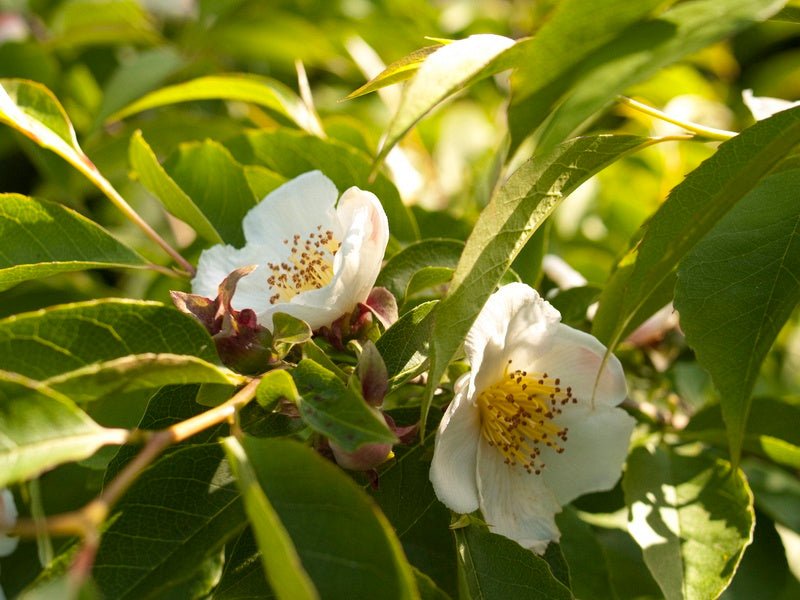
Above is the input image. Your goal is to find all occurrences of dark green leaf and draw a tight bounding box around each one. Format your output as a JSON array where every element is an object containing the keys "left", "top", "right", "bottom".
[
  {"left": 594, "top": 107, "right": 800, "bottom": 358},
  {"left": 674, "top": 170, "right": 800, "bottom": 462},
  {"left": 292, "top": 359, "right": 397, "bottom": 452},
  {"left": 623, "top": 441, "right": 754, "bottom": 600},
  {"left": 213, "top": 528, "right": 275, "bottom": 599},
  {"left": 240, "top": 437, "right": 418, "bottom": 599},
  {"left": 222, "top": 437, "right": 318, "bottom": 600},
  {"left": 743, "top": 460, "right": 800, "bottom": 533},
  {"left": 454, "top": 525, "right": 573, "bottom": 599},
  {"left": 555, "top": 507, "right": 616, "bottom": 600},
  {"left": 93, "top": 444, "right": 246, "bottom": 599},
  {"left": 0, "top": 193, "right": 146, "bottom": 290},
  {"left": 376, "top": 300, "right": 437, "bottom": 380},
  {"left": 370, "top": 443, "right": 457, "bottom": 597},
  {"left": 376, "top": 239, "right": 463, "bottom": 305},
  {"left": 165, "top": 139, "right": 257, "bottom": 246}
]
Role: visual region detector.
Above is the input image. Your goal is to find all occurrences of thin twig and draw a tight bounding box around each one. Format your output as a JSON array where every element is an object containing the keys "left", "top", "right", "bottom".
[
  {"left": 618, "top": 96, "right": 737, "bottom": 141},
  {"left": 10, "top": 378, "right": 261, "bottom": 538}
]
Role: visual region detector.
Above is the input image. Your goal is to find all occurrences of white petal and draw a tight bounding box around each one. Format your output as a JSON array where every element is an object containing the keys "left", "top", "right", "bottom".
[
  {"left": 0, "top": 489, "right": 18, "bottom": 558},
  {"left": 466, "top": 283, "right": 560, "bottom": 394},
  {"left": 242, "top": 170, "right": 340, "bottom": 246},
  {"left": 519, "top": 323, "right": 627, "bottom": 408},
  {"left": 540, "top": 406, "right": 635, "bottom": 505},
  {"left": 476, "top": 439, "right": 562, "bottom": 554},
  {"left": 742, "top": 89, "right": 800, "bottom": 121},
  {"left": 430, "top": 377, "right": 481, "bottom": 515},
  {"left": 266, "top": 186, "right": 388, "bottom": 331}
]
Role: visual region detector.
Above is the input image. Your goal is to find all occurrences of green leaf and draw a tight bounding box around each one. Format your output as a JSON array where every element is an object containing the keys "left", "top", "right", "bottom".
[
  {"left": 227, "top": 129, "right": 419, "bottom": 242},
  {"left": 0, "top": 193, "right": 146, "bottom": 290},
  {"left": 271, "top": 312, "right": 312, "bottom": 357},
  {"left": 623, "top": 441, "right": 754, "bottom": 600},
  {"left": 239, "top": 436, "right": 419, "bottom": 600},
  {"left": 256, "top": 369, "right": 299, "bottom": 411},
  {"left": 507, "top": 0, "right": 667, "bottom": 154},
  {"left": 406, "top": 267, "right": 453, "bottom": 299},
  {"left": 674, "top": 170, "right": 800, "bottom": 463},
  {"left": 244, "top": 165, "right": 287, "bottom": 199},
  {"left": 454, "top": 525, "right": 573, "bottom": 599},
  {"left": 291, "top": 359, "right": 397, "bottom": 452},
  {"left": 42, "top": 353, "right": 241, "bottom": 404},
  {"left": 376, "top": 34, "right": 517, "bottom": 167},
  {"left": 555, "top": 507, "right": 616, "bottom": 600},
  {"left": 49, "top": 0, "right": 160, "bottom": 48},
  {"left": 376, "top": 300, "right": 437, "bottom": 380},
  {"left": 369, "top": 443, "right": 457, "bottom": 597},
  {"left": 376, "top": 239, "right": 463, "bottom": 305},
  {"left": 129, "top": 131, "right": 223, "bottom": 244},
  {"left": 0, "top": 78, "right": 90, "bottom": 170},
  {"left": 165, "top": 139, "right": 257, "bottom": 246},
  {"left": 222, "top": 437, "right": 318, "bottom": 600},
  {"left": 0, "top": 299, "right": 218, "bottom": 381},
  {"left": 684, "top": 397, "right": 800, "bottom": 469},
  {"left": 510, "top": 0, "right": 786, "bottom": 154},
  {"left": 412, "top": 568, "right": 451, "bottom": 600},
  {"left": 347, "top": 45, "right": 442, "bottom": 100},
  {"left": 213, "top": 529, "right": 274, "bottom": 599},
  {"left": 425, "top": 134, "right": 654, "bottom": 431},
  {"left": 593, "top": 107, "right": 800, "bottom": 354},
  {"left": 108, "top": 74, "right": 322, "bottom": 135},
  {"left": 743, "top": 459, "right": 800, "bottom": 533},
  {"left": 0, "top": 372, "right": 127, "bottom": 487},
  {"left": 93, "top": 444, "right": 246, "bottom": 599},
  {"left": 94, "top": 47, "right": 186, "bottom": 126}
]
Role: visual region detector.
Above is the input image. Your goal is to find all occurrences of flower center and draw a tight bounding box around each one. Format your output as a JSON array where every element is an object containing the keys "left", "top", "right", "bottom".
[
  {"left": 476, "top": 361, "right": 577, "bottom": 474},
  {"left": 267, "top": 225, "right": 341, "bottom": 304}
]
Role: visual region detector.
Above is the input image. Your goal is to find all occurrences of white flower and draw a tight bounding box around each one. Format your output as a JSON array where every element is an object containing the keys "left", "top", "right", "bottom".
[
  {"left": 192, "top": 171, "right": 389, "bottom": 331},
  {"left": 742, "top": 89, "right": 800, "bottom": 121},
  {"left": 430, "top": 283, "right": 635, "bottom": 553},
  {"left": 0, "top": 488, "right": 18, "bottom": 600}
]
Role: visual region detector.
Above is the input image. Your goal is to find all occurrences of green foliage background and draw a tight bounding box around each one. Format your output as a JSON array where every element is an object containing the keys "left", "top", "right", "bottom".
[{"left": 0, "top": 0, "right": 799, "bottom": 599}]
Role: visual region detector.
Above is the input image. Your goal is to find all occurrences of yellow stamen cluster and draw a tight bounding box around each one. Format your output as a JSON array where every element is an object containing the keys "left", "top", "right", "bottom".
[
  {"left": 267, "top": 225, "right": 341, "bottom": 304},
  {"left": 477, "top": 360, "right": 577, "bottom": 475}
]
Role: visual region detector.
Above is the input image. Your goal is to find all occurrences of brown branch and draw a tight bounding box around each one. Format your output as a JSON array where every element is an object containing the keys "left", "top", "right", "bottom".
[{"left": 10, "top": 377, "right": 261, "bottom": 538}]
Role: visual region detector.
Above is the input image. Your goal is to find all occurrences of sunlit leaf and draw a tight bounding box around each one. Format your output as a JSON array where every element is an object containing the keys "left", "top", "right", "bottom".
[
  {"left": 376, "top": 239, "right": 463, "bottom": 305},
  {"left": 0, "top": 372, "right": 127, "bottom": 487},
  {"left": 108, "top": 74, "right": 322, "bottom": 135},
  {"left": 129, "top": 131, "right": 223, "bottom": 244},
  {"left": 49, "top": 0, "right": 160, "bottom": 48},
  {"left": 0, "top": 193, "right": 146, "bottom": 291},
  {"left": 0, "top": 299, "right": 218, "bottom": 381},
  {"left": 347, "top": 45, "right": 441, "bottom": 100},
  {"left": 376, "top": 34, "right": 517, "bottom": 166},
  {"left": 376, "top": 300, "right": 437, "bottom": 380},
  {"left": 624, "top": 441, "right": 754, "bottom": 600}
]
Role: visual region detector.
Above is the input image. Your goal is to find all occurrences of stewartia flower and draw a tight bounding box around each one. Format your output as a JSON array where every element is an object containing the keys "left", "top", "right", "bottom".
[
  {"left": 192, "top": 170, "right": 389, "bottom": 331},
  {"left": 430, "top": 283, "right": 635, "bottom": 554}
]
